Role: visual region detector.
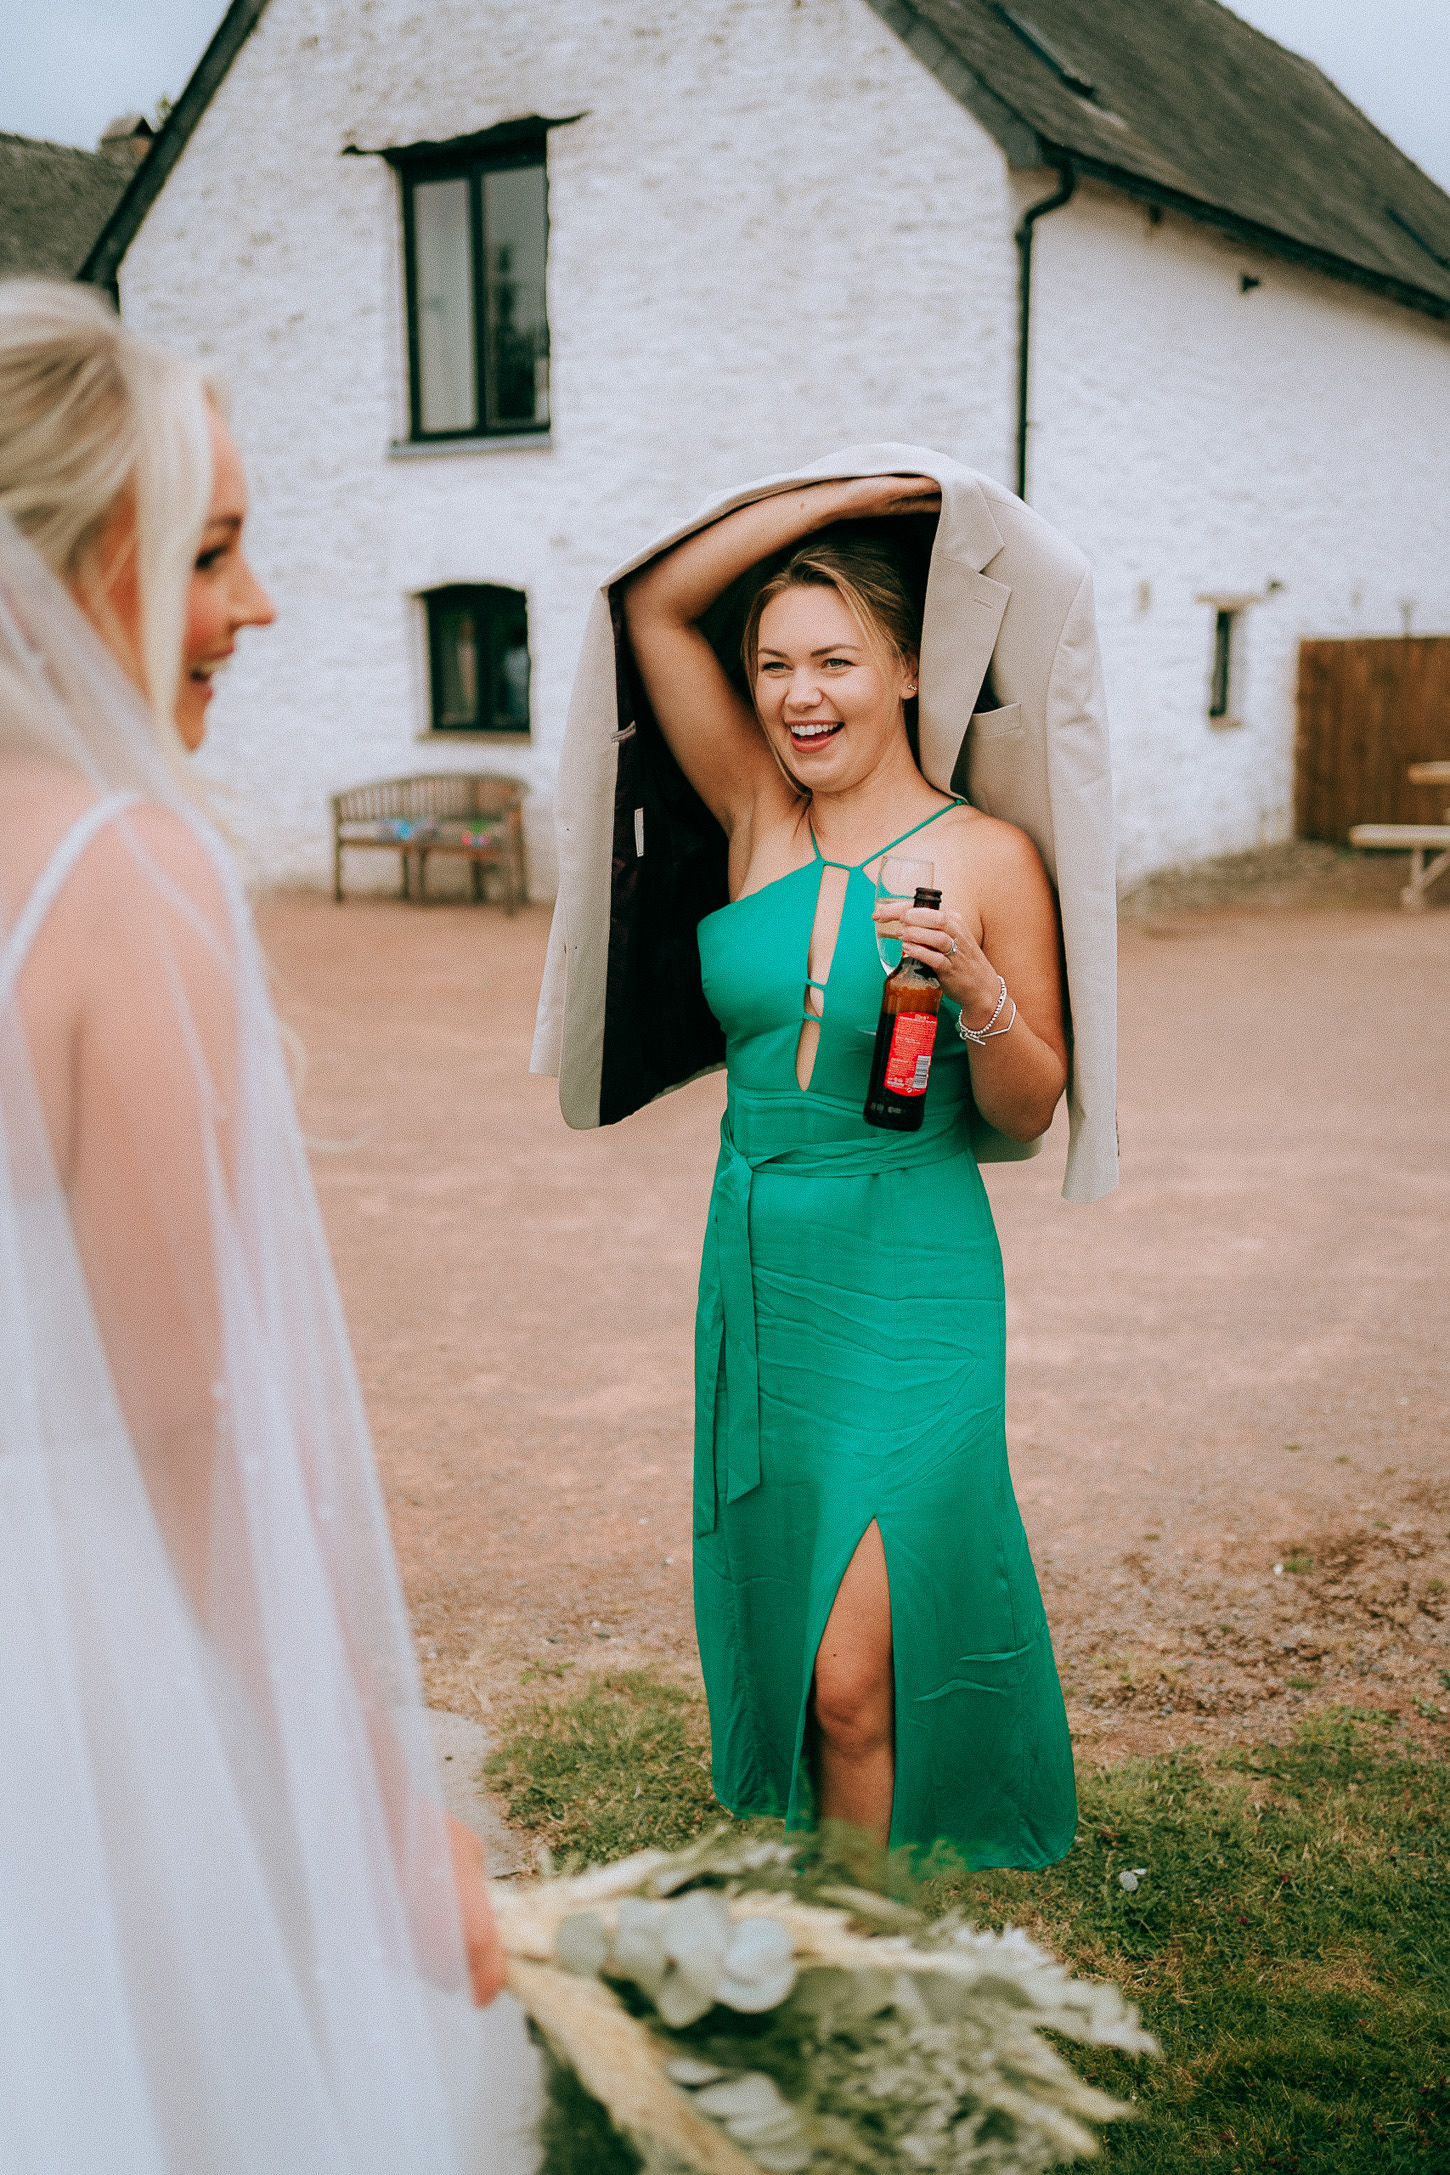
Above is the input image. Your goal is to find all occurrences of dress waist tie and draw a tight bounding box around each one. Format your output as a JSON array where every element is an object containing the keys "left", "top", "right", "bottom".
[{"left": 697, "top": 1088, "right": 967, "bottom": 1527}]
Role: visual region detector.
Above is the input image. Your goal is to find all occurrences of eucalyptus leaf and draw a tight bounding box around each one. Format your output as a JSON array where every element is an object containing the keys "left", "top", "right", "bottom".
[
  {"left": 692, "top": 2074, "right": 790, "bottom": 2122},
  {"left": 660, "top": 1889, "right": 731, "bottom": 2001},
  {"left": 555, "top": 1911, "right": 608, "bottom": 1979},
  {"left": 663, "top": 2057, "right": 725, "bottom": 2089},
  {"left": 612, "top": 1897, "right": 669, "bottom": 2000},
  {"left": 717, "top": 1916, "right": 796, "bottom": 2012}
]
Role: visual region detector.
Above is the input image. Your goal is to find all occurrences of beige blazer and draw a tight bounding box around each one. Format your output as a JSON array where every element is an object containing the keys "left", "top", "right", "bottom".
[{"left": 531, "top": 443, "right": 1118, "bottom": 1202}]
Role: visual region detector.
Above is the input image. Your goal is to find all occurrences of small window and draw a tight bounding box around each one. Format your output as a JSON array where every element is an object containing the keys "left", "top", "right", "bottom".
[
  {"left": 1209, "top": 608, "right": 1236, "bottom": 719},
  {"left": 402, "top": 147, "right": 549, "bottom": 441},
  {"left": 424, "top": 586, "right": 531, "bottom": 736}
]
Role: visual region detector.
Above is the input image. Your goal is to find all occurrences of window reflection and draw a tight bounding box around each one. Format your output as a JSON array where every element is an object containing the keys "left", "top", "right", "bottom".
[
  {"left": 413, "top": 177, "right": 477, "bottom": 434},
  {"left": 435, "top": 602, "right": 479, "bottom": 727},
  {"left": 405, "top": 156, "right": 548, "bottom": 439},
  {"left": 426, "top": 587, "right": 531, "bottom": 735},
  {"left": 484, "top": 167, "right": 549, "bottom": 428}
]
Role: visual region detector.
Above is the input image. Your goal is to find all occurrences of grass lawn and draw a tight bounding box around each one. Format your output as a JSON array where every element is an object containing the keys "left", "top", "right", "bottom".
[{"left": 488, "top": 1674, "right": 1450, "bottom": 2171}]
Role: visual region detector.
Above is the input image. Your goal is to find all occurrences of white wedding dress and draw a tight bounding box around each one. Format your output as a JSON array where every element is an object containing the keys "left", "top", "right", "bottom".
[{"left": 0, "top": 514, "right": 539, "bottom": 2172}]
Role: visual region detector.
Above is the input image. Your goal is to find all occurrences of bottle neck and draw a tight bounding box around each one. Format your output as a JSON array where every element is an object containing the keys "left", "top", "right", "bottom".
[
  {"left": 891, "top": 954, "right": 939, "bottom": 991},
  {"left": 896, "top": 887, "right": 941, "bottom": 992}
]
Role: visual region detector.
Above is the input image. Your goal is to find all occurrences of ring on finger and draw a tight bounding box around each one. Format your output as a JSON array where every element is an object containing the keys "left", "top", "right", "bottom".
[{"left": 946, "top": 936, "right": 958, "bottom": 958}]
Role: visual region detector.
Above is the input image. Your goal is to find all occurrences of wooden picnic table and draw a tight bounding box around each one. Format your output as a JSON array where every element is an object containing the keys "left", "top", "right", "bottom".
[{"left": 1349, "top": 761, "right": 1450, "bottom": 909}]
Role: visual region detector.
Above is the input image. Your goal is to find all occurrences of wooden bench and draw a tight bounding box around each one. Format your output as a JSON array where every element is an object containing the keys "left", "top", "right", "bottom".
[
  {"left": 1348, "top": 823, "right": 1450, "bottom": 911},
  {"left": 1348, "top": 760, "right": 1450, "bottom": 912},
  {"left": 331, "top": 775, "right": 526, "bottom": 909}
]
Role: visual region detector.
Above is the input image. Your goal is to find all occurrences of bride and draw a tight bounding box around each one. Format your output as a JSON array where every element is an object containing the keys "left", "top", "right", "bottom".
[{"left": 0, "top": 282, "right": 530, "bottom": 2171}]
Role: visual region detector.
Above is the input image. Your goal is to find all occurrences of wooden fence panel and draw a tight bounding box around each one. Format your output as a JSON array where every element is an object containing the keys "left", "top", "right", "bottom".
[{"left": 1296, "top": 636, "right": 1450, "bottom": 842}]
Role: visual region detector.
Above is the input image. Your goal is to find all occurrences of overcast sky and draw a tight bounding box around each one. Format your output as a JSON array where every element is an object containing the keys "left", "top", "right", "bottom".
[{"left": 4, "top": 0, "right": 1450, "bottom": 196}]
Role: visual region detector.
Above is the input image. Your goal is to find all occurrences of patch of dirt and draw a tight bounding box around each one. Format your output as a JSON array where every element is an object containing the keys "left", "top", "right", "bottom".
[
  {"left": 1118, "top": 840, "right": 1418, "bottom": 925},
  {"left": 1047, "top": 1486, "right": 1450, "bottom": 1762}
]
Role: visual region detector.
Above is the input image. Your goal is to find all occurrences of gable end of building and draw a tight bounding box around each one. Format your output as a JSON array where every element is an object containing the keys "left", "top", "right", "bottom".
[{"left": 78, "top": 0, "right": 272, "bottom": 295}]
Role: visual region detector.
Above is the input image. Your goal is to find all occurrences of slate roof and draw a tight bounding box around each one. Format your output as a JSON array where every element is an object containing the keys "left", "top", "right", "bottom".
[
  {"left": 79, "top": 0, "right": 1450, "bottom": 325},
  {"left": 0, "top": 133, "right": 134, "bottom": 280},
  {"left": 868, "top": 0, "right": 1450, "bottom": 318}
]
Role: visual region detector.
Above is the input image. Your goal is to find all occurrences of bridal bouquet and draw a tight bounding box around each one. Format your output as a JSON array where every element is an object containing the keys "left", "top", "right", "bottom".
[{"left": 491, "top": 1831, "right": 1156, "bottom": 2174}]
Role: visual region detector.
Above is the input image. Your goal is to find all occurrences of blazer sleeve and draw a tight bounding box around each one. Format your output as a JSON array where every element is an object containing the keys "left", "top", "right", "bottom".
[
  {"left": 529, "top": 592, "right": 617, "bottom": 1111},
  {"left": 1044, "top": 566, "right": 1118, "bottom": 1203}
]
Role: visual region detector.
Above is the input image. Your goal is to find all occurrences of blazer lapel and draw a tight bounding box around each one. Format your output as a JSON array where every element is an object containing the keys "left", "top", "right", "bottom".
[{"left": 917, "top": 477, "right": 1010, "bottom": 794}]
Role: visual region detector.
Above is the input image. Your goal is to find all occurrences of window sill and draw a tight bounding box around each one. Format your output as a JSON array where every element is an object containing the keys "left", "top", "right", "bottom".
[
  {"left": 415, "top": 730, "right": 532, "bottom": 743},
  {"left": 389, "top": 432, "right": 552, "bottom": 459}
]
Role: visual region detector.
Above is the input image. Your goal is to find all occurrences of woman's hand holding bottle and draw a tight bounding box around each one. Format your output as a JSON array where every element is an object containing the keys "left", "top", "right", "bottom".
[{"left": 873, "top": 896, "right": 1002, "bottom": 1029}]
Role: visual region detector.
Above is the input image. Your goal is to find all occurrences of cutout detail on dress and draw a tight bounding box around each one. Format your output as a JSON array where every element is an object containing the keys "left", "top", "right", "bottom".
[{"left": 795, "top": 864, "right": 849, "bottom": 1090}]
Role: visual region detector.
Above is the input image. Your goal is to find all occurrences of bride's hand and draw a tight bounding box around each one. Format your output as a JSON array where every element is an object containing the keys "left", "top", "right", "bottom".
[{"left": 447, "top": 1814, "right": 508, "bottom": 2005}]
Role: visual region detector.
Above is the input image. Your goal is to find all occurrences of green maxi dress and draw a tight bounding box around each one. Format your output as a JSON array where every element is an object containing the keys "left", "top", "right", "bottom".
[{"left": 692, "top": 808, "right": 1077, "bottom": 1866}]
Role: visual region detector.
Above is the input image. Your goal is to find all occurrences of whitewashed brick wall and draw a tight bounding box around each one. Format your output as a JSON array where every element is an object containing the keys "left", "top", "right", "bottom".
[
  {"left": 121, "top": 0, "right": 1019, "bottom": 895},
  {"left": 1025, "top": 179, "right": 1450, "bottom": 881}
]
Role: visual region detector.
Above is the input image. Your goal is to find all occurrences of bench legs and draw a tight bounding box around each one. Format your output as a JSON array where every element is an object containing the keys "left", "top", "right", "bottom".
[
  {"left": 1402, "top": 846, "right": 1450, "bottom": 912},
  {"left": 336, "top": 844, "right": 524, "bottom": 906}
]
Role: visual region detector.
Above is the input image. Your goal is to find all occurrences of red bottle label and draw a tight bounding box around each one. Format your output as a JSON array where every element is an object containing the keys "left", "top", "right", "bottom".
[{"left": 883, "top": 1011, "right": 937, "bottom": 1096}]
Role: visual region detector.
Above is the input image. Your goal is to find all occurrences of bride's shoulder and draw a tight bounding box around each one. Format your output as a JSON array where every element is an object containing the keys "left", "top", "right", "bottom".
[
  {"left": 3, "top": 776, "right": 232, "bottom": 962},
  {"left": 82, "top": 802, "right": 233, "bottom": 958}
]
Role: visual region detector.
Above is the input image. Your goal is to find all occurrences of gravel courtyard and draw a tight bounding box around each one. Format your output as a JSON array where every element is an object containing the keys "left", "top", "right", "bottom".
[{"left": 256, "top": 865, "right": 1449, "bottom": 1767}]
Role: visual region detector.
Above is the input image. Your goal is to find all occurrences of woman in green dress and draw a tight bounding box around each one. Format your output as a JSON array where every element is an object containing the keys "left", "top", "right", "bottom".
[{"left": 624, "top": 475, "right": 1076, "bottom": 1866}]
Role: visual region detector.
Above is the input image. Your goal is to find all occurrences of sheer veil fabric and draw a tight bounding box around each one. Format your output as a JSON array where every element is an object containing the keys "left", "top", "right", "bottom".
[{"left": 0, "top": 511, "right": 535, "bottom": 2171}]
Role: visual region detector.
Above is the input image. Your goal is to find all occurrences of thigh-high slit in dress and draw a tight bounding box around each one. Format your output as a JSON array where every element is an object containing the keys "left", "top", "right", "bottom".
[{"left": 692, "top": 807, "right": 1076, "bottom": 1866}]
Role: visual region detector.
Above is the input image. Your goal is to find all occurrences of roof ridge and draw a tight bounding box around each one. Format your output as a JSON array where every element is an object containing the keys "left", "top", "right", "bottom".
[{"left": 0, "top": 130, "right": 111, "bottom": 161}]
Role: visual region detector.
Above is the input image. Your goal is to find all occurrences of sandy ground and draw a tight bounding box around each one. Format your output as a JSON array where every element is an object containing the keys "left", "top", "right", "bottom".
[{"left": 256, "top": 862, "right": 1449, "bottom": 1780}]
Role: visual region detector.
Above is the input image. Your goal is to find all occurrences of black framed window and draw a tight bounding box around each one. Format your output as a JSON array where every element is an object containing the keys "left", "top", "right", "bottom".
[
  {"left": 1209, "top": 608, "right": 1236, "bottom": 718},
  {"left": 424, "top": 586, "right": 531, "bottom": 736},
  {"left": 401, "top": 146, "right": 549, "bottom": 441}
]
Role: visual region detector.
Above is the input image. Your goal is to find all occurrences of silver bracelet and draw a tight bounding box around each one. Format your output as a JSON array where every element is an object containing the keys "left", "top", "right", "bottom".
[{"left": 956, "top": 975, "right": 1017, "bottom": 1046}]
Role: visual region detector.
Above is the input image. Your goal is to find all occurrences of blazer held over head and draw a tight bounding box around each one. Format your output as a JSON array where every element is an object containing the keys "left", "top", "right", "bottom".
[{"left": 531, "top": 443, "right": 1118, "bottom": 1204}]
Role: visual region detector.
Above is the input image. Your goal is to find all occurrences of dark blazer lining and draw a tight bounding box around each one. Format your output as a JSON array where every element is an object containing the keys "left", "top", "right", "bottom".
[
  {"left": 599, "top": 515, "right": 948, "bottom": 1126},
  {"left": 600, "top": 590, "right": 728, "bottom": 1124}
]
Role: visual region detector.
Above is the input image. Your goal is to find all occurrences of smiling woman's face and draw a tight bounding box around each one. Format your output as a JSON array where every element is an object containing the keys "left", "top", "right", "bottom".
[
  {"left": 83, "top": 406, "right": 274, "bottom": 752},
  {"left": 175, "top": 409, "right": 275, "bottom": 750},
  {"left": 753, "top": 582, "right": 917, "bottom": 791}
]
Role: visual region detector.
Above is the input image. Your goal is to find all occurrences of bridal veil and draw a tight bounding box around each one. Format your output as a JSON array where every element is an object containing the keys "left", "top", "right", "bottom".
[{"left": 0, "top": 444, "right": 532, "bottom": 2163}]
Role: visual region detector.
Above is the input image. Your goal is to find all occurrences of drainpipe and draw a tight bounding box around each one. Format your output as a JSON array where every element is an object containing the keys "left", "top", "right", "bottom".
[{"left": 1015, "top": 162, "right": 1075, "bottom": 501}]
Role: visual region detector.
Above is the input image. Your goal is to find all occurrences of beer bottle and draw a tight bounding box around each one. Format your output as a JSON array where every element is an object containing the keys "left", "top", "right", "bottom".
[{"left": 864, "top": 887, "right": 943, "bottom": 1132}]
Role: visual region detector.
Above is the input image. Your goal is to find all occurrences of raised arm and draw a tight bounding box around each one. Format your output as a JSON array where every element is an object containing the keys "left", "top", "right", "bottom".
[{"left": 623, "top": 474, "right": 940, "bottom": 839}]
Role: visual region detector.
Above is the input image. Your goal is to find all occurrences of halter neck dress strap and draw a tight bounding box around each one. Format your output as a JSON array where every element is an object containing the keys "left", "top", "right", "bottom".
[
  {"left": 0, "top": 791, "right": 140, "bottom": 1008},
  {"left": 856, "top": 797, "right": 967, "bottom": 867},
  {"left": 808, "top": 796, "right": 966, "bottom": 873}
]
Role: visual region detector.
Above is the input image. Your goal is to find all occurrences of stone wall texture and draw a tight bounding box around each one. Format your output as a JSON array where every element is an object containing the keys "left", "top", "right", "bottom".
[{"left": 120, "top": 0, "right": 1450, "bottom": 892}]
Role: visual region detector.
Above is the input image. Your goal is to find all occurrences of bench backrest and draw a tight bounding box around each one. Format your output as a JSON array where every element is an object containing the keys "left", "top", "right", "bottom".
[{"left": 332, "top": 774, "right": 522, "bottom": 824}]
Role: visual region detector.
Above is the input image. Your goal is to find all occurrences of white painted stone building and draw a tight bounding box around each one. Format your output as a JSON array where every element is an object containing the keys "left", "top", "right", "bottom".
[{"left": 83, "top": 0, "right": 1450, "bottom": 893}]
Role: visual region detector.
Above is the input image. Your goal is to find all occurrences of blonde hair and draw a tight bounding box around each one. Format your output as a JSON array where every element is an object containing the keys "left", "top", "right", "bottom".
[
  {"left": 742, "top": 536, "right": 922, "bottom": 696},
  {"left": 0, "top": 280, "right": 215, "bottom": 736}
]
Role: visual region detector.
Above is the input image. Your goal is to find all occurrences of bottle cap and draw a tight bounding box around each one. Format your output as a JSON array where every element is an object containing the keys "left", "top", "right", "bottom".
[{"left": 912, "top": 887, "right": 942, "bottom": 908}]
